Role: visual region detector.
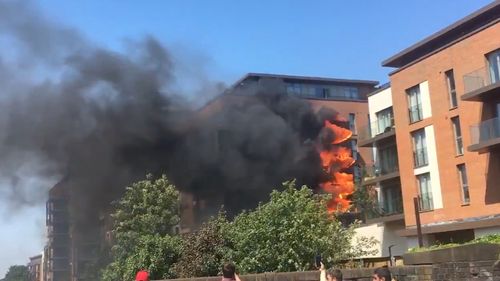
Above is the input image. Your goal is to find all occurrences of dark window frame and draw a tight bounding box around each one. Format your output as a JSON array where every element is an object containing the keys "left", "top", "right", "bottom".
[{"left": 445, "top": 69, "right": 458, "bottom": 109}]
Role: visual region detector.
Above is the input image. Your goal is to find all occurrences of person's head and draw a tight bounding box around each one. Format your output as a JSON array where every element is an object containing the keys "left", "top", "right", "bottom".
[
  {"left": 135, "top": 270, "right": 149, "bottom": 281},
  {"left": 222, "top": 262, "right": 236, "bottom": 279},
  {"left": 372, "top": 267, "right": 391, "bottom": 281},
  {"left": 326, "top": 269, "right": 343, "bottom": 281}
]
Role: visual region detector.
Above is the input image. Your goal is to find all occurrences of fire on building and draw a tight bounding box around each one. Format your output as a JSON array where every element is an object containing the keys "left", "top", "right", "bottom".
[{"left": 318, "top": 120, "right": 356, "bottom": 212}]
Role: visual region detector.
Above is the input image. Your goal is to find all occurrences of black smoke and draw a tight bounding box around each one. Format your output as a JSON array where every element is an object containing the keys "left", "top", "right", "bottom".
[{"left": 0, "top": 0, "right": 335, "bottom": 227}]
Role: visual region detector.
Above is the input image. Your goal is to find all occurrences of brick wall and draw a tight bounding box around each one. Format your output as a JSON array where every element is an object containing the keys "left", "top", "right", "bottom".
[
  {"left": 431, "top": 260, "right": 498, "bottom": 281},
  {"left": 156, "top": 261, "right": 500, "bottom": 281}
]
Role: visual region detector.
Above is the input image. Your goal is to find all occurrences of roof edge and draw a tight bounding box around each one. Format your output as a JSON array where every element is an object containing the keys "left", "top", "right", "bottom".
[
  {"left": 367, "top": 82, "right": 391, "bottom": 97},
  {"left": 244, "top": 72, "right": 379, "bottom": 85},
  {"left": 382, "top": 1, "right": 500, "bottom": 68}
]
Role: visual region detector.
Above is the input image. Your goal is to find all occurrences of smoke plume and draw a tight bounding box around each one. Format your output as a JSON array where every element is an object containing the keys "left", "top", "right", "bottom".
[{"left": 0, "top": 0, "right": 333, "bottom": 226}]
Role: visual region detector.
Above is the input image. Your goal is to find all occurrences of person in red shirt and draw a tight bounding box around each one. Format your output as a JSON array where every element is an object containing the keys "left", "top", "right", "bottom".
[{"left": 136, "top": 270, "right": 149, "bottom": 281}]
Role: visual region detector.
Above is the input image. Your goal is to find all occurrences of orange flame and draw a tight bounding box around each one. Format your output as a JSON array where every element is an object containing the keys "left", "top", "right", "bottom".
[
  {"left": 318, "top": 120, "right": 355, "bottom": 213},
  {"left": 324, "top": 120, "right": 353, "bottom": 144}
]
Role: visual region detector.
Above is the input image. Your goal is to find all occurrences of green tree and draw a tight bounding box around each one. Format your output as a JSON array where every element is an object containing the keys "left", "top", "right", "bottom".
[
  {"left": 3, "top": 265, "right": 29, "bottom": 281},
  {"left": 226, "top": 181, "right": 377, "bottom": 274},
  {"left": 351, "top": 183, "right": 379, "bottom": 220},
  {"left": 173, "top": 211, "right": 232, "bottom": 278},
  {"left": 102, "top": 174, "right": 181, "bottom": 281}
]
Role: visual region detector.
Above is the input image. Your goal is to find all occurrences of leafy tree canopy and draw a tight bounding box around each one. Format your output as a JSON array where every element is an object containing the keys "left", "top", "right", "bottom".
[
  {"left": 102, "top": 174, "right": 181, "bottom": 281},
  {"left": 3, "top": 265, "right": 29, "bottom": 281}
]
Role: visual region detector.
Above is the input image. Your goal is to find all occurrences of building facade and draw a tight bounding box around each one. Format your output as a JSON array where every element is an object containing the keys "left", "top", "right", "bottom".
[
  {"left": 28, "top": 254, "right": 44, "bottom": 281},
  {"left": 181, "top": 73, "right": 377, "bottom": 231},
  {"left": 44, "top": 182, "right": 70, "bottom": 281},
  {"left": 354, "top": 84, "right": 407, "bottom": 263},
  {"left": 381, "top": 1, "right": 500, "bottom": 247}
]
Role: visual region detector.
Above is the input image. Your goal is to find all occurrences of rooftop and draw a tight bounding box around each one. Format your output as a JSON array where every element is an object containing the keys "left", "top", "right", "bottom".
[
  {"left": 232, "top": 72, "right": 379, "bottom": 88},
  {"left": 367, "top": 82, "right": 391, "bottom": 97},
  {"left": 382, "top": 1, "right": 500, "bottom": 69}
]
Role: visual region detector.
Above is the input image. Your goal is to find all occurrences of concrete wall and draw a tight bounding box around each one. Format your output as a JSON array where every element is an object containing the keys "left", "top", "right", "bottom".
[
  {"left": 419, "top": 81, "right": 432, "bottom": 120},
  {"left": 474, "top": 226, "right": 500, "bottom": 237},
  {"left": 354, "top": 221, "right": 407, "bottom": 258},
  {"left": 367, "top": 87, "right": 392, "bottom": 137}
]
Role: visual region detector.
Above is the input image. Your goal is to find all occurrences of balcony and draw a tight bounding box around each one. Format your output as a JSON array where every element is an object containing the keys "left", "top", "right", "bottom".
[
  {"left": 468, "top": 117, "right": 500, "bottom": 153},
  {"left": 365, "top": 197, "right": 404, "bottom": 223},
  {"left": 413, "top": 148, "right": 428, "bottom": 168},
  {"left": 358, "top": 118, "right": 396, "bottom": 147},
  {"left": 419, "top": 193, "right": 434, "bottom": 212},
  {"left": 462, "top": 66, "right": 500, "bottom": 102},
  {"left": 362, "top": 163, "right": 400, "bottom": 186},
  {"left": 408, "top": 103, "right": 423, "bottom": 123}
]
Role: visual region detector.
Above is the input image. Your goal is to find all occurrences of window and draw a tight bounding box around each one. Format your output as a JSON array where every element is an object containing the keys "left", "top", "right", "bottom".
[
  {"left": 322, "top": 88, "right": 330, "bottom": 99},
  {"left": 302, "top": 85, "right": 315, "bottom": 97},
  {"left": 286, "top": 83, "right": 301, "bottom": 96},
  {"left": 445, "top": 69, "right": 458, "bottom": 108},
  {"left": 407, "top": 85, "right": 423, "bottom": 123},
  {"left": 417, "top": 173, "right": 433, "bottom": 211},
  {"left": 350, "top": 139, "right": 358, "bottom": 160},
  {"left": 378, "top": 145, "right": 398, "bottom": 174},
  {"left": 376, "top": 107, "right": 394, "bottom": 135},
  {"left": 457, "top": 164, "right": 470, "bottom": 204},
  {"left": 382, "top": 185, "right": 403, "bottom": 215},
  {"left": 451, "top": 117, "right": 463, "bottom": 155},
  {"left": 487, "top": 49, "right": 500, "bottom": 84},
  {"left": 412, "top": 129, "right": 428, "bottom": 167},
  {"left": 349, "top": 113, "right": 356, "bottom": 133}
]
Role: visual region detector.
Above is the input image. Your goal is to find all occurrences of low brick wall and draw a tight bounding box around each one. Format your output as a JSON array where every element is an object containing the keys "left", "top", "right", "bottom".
[
  {"left": 157, "top": 266, "right": 432, "bottom": 281},
  {"left": 403, "top": 243, "right": 500, "bottom": 280},
  {"left": 159, "top": 244, "right": 500, "bottom": 281},
  {"left": 430, "top": 260, "right": 498, "bottom": 280}
]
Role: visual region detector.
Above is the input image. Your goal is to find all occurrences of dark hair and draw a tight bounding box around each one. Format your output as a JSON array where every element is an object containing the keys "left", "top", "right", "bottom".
[
  {"left": 373, "top": 267, "right": 391, "bottom": 280},
  {"left": 327, "top": 269, "right": 343, "bottom": 280},
  {"left": 222, "top": 262, "right": 236, "bottom": 278}
]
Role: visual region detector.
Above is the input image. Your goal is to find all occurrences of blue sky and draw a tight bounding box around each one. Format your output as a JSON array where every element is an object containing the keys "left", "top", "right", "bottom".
[{"left": 0, "top": 0, "right": 493, "bottom": 277}]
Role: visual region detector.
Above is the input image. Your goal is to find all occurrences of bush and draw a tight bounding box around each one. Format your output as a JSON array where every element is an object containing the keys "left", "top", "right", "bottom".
[{"left": 408, "top": 234, "right": 500, "bottom": 253}]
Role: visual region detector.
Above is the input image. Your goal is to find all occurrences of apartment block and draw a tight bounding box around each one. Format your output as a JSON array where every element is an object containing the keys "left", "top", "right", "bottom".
[
  {"left": 381, "top": 1, "right": 500, "bottom": 247},
  {"left": 45, "top": 182, "right": 70, "bottom": 281},
  {"left": 181, "top": 73, "right": 377, "bottom": 231},
  {"left": 28, "top": 254, "right": 44, "bottom": 281},
  {"left": 355, "top": 83, "right": 407, "bottom": 263}
]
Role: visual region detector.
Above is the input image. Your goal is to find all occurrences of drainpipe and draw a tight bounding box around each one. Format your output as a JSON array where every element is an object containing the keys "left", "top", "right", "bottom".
[
  {"left": 413, "top": 197, "right": 424, "bottom": 247},
  {"left": 388, "top": 244, "right": 395, "bottom": 266}
]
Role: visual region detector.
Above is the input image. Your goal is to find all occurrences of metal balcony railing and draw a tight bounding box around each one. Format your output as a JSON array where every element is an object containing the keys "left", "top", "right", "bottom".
[
  {"left": 470, "top": 117, "right": 500, "bottom": 146},
  {"left": 358, "top": 118, "right": 395, "bottom": 142},
  {"left": 408, "top": 103, "right": 423, "bottom": 123},
  {"left": 366, "top": 197, "right": 403, "bottom": 219},
  {"left": 419, "top": 193, "right": 434, "bottom": 211},
  {"left": 413, "top": 147, "right": 428, "bottom": 168},
  {"left": 463, "top": 66, "right": 499, "bottom": 94},
  {"left": 363, "top": 162, "right": 399, "bottom": 181}
]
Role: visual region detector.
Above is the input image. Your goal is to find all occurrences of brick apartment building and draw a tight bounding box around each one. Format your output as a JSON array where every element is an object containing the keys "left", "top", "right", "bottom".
[
  {"left": 43, "top": 180, "right": 110, "bottom": 281},
  {"left": 355, "top": 83, "right": 407, "bottom": 263},
  {"left": 180, "top": 73, "right": 378, "bottom": 232},
  {"left": 28, "top": 254, "right": 44, "bottom": 281},
  {"left": 375, "top": 1, "right": 500, "bottom": 247},
  {"left": 44, "top": 182, "right": 70, "bottom": 281}
]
